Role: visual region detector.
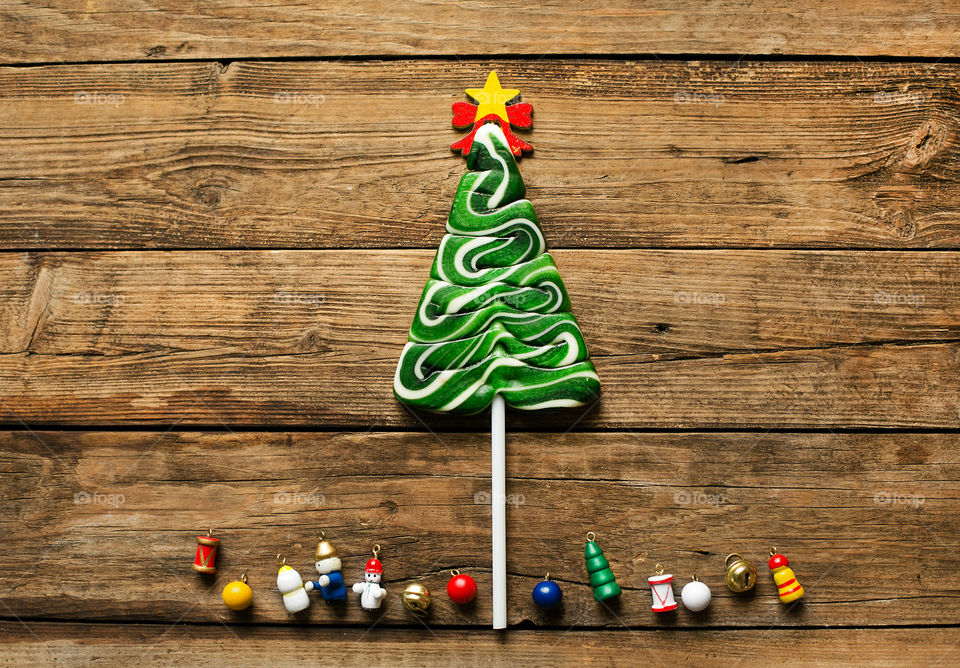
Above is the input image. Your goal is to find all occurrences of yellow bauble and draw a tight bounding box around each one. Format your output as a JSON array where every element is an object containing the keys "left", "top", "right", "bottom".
[{"left": 222, "top": 579, "right": 253, "bottom": 611}]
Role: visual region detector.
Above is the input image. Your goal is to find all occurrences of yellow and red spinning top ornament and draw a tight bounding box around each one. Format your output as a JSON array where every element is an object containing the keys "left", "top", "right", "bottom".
[{"left": 768, "top": 547, "right": 805, "bottom": 603}]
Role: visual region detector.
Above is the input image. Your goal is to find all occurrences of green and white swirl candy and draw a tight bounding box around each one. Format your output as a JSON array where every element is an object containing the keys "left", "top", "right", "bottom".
[{"left": 394, "top": 123, "right": 600, "bottom": 414}]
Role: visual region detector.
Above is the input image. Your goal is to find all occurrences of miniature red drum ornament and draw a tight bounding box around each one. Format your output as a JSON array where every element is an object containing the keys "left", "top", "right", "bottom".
[
  {"left": 192, "top": 529, "right": 219, "bottom": 574},
  {"left": 648, "top": 563, "right": 678, "bottom": 612}
]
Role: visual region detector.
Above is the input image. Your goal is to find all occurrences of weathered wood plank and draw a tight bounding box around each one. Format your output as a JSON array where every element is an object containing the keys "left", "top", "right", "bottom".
[
  {"left": 1, "top": 623, "right": 958, "bottom": 666},
  {"left": 1, "top": 431, "right": 957, "bottom": 627},
  {"left": 0, "top": 250, "right": 958, "bottom": 428},
  {"left": 2, "top": 1, "right": 958, "bottom": 62},
  {"left": 2, "top": 61, "right": 959, "bottom": 250}
]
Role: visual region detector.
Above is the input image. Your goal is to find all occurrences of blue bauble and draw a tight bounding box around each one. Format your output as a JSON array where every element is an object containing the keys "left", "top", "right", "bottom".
[{"left": 532, "top": 579, "right": 563, "bottom": 610}]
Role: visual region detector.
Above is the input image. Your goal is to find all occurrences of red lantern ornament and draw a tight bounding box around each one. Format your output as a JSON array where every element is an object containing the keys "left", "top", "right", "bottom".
[
  {"left": 447, "top": 570, "right": 477, "bottom": 605},
  {"left": 192, "top": 529, "right": 219, "bottom": 574}
]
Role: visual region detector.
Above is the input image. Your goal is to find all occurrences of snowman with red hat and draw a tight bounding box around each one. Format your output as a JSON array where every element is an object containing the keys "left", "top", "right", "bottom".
[{"left": 353, "top": 545, "right": 387, "bottom": 611}]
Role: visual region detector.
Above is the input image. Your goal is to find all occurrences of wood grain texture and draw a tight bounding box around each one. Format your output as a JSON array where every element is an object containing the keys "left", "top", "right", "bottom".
[
  {"left": 2, "top": 60, "right": 959, "bottom": 250},
  {"left": 0, "top": 248, "right": 956, "bottom": 428},
  {"left": 1, "top": 431, "right": 957, "bottom": 626},
  {"left": 0, "top": 249, "right": 958, "bottom": 428},
  {"left": 2, "top": 623, "right": 958, "bottom": 667},
  {"left": 2, "top": 1, "right": 959, "bottom": 62}
]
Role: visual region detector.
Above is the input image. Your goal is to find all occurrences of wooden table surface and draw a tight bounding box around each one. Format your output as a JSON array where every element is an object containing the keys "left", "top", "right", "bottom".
[{"left": 2, "top": 2, "right": 959, "bottom": 666}]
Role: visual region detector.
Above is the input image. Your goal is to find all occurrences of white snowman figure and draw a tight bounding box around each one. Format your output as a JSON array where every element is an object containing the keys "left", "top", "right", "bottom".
[{"left": 352, "top": 547, "right": 387, "bottom": 611}]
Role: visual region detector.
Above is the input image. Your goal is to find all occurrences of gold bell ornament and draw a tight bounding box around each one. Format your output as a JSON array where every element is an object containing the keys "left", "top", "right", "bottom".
[
  {"left": 723, "top": 553, "right": 757, "bottom": 593},
  {"left": 222, "top": 572, "right": 253, "bottom": 611},
  {"left": 400, "top": 583, "right": 432, "bottom": 616}
]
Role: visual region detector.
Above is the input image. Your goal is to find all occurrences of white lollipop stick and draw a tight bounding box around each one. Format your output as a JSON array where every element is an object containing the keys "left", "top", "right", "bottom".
[{"left": 491, "top": 393, "right": 506, "bottom": 629}]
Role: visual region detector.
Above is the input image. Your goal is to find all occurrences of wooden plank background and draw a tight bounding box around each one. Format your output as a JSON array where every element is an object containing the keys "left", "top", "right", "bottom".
[
  {"left": 0, "top": 250, "right": 957, "bottom": 428},
  {"left": 3, "top": 624, "right": 958, "bottom": 667},
  {"left": 2, "top": 431, "right": 955, "bottom": 626},
  {"left": 2, "top": 1, "right": 958, "bottom": 61},
  {"left": 2, "top": 61, "right": 959, "bottom": 250},
  {"left": 1, "top": 1, "right": 959, "bottom": 665}
]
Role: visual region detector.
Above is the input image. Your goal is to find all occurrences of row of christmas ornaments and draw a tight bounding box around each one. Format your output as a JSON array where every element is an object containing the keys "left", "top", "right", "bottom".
[
  {"left": 582, "top": 532, "right": 805, "bottom": 613},
  {"left": 193, "top": 530, "right": 805, "bottom": 614},
  {"left": 193, "top": 530, "right": 477, "bottom": 613}
]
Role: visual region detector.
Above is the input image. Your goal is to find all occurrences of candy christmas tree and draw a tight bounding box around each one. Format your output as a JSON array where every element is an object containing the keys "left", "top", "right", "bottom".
[{"left": 394, "top": 72, "right": 600, "bottom": 628}]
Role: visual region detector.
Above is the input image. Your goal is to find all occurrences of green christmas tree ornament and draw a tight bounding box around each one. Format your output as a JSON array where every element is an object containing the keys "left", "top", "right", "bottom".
[{"left": 584, "top": 532, "right": 621, "bottom": 601}]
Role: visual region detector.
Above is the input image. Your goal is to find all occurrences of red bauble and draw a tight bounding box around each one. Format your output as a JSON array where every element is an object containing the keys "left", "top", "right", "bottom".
[{"left": 447, "top": 573, "right": 477, "bottom": 604}]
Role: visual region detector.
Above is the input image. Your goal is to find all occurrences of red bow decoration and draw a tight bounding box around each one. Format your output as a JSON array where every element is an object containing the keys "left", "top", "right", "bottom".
[{"left": 451, "top": 102, "right": 533, "bottom": 157}]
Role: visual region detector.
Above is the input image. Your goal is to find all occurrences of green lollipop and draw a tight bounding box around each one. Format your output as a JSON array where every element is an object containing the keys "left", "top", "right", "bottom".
[
  {"left": 393, "top": 73, "right": 601, "bottom": 629},
  {"left": 394, "top": 122, "right": 600, "bottom": 414}
]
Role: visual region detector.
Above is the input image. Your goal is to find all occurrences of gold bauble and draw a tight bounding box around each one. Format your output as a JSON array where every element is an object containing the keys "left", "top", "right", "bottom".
[
  {"left": 724, "top": 554, "right": 757, "bottom": 592},
  {"left": 400, "top": 583, "right": 431, "bottom": 616}
]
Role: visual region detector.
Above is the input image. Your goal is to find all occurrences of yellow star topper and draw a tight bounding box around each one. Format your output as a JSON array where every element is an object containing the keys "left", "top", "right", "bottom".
[{"left": 465, "top": 71, "right": 520, "bottom": 124}]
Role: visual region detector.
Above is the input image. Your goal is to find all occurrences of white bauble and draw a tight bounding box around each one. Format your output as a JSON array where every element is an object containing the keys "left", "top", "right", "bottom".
[{"left": 680, "top": 579, "right": 712, "bottom": 612}]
